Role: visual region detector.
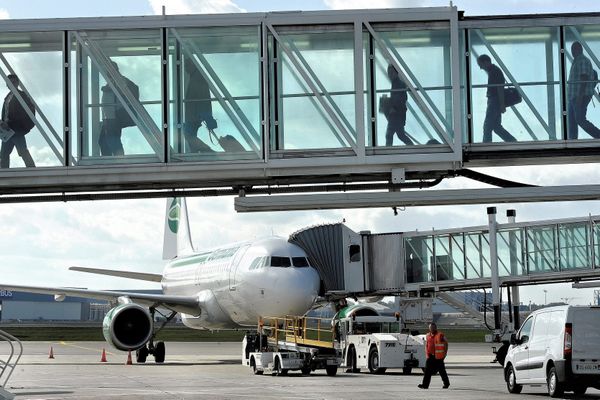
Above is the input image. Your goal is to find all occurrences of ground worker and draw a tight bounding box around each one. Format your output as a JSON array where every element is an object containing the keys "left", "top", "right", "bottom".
[{"left": 418, "top": 322, "right": 450, "bottom": 389}]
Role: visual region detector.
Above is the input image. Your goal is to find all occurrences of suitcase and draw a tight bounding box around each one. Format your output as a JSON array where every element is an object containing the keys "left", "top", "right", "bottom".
[{"left": 209, "top": 130, "right": 245, "bottom": 152}]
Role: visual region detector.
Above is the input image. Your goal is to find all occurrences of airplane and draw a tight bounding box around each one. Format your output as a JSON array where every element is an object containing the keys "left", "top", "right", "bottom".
[{"left": 0, "top": 198, "right": 321, "bottom": 363}]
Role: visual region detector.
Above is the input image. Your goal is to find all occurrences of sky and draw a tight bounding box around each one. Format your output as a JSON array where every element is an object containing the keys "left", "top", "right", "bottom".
[{"left": 0, "top": 0, "right": 600, "bottom": 309}]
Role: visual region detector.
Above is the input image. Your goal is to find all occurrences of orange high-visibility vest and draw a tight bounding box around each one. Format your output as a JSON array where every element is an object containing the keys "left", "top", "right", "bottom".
[{"left": 427, "top": 332, "right": 448, "bottom": 359}]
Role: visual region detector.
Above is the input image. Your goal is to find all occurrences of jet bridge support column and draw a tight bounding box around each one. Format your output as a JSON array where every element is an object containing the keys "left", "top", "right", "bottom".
[
  {"left": 488, "top": 207, "right": 501, "bottom": 330},
  {"left": 507, "top": 209, "right": 521, "bottom": 329}
]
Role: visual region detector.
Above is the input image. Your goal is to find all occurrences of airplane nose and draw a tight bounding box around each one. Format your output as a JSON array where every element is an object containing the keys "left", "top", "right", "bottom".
[{"left": 273, "top": 267, "right": 320, "bottom": 314}]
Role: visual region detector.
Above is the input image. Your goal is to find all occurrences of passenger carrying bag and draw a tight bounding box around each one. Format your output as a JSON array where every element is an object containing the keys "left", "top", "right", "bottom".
[
  {"left": 378, "top": 95, "right": 391, "bottom": 116},
  {"left": 116, "top": 78, "right": 140, "bottom": 129},
  {"left": 503, "top": 87, "right": 522, "bottom": 108}
]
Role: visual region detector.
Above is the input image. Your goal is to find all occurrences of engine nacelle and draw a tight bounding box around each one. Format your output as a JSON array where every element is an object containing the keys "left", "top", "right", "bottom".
[{"left": 102, "top": 303, "right": 153, "bottom": 351}]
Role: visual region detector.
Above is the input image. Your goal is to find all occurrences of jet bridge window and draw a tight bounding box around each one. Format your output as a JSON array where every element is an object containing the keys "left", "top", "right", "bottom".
[
  {"left": 349, "top": 244, "right": 361, "bottom": 262},
  {"left": 270, "top": 256, "right": 291, "bottom": 267},
  {"left": 292, "top": 257, "right": 309, "bottom": 267}
]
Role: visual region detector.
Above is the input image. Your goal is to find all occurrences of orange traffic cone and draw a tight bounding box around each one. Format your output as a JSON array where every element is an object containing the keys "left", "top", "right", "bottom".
[
  {"left": 48, "top": 346, "right": 54, "bottom": 359},
  {"left": 100, "top": 348, "right": 107, "bottom": 363},
  {"left": 126, "top": 350, "right": 133, "bottom": 365}
]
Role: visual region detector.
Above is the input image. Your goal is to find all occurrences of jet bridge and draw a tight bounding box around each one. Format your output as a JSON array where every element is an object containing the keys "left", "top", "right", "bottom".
[
  {"left": 1, "top": 9, "right": 600, "bottom": 204},
  {"left": 293, "top": 210, "right": 600, "bottom": 297}
]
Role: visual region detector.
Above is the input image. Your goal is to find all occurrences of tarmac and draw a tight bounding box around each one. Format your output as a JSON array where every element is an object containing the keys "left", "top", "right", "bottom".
[{"left": 2, "top": 341, "right": 599, "bottom": 399}]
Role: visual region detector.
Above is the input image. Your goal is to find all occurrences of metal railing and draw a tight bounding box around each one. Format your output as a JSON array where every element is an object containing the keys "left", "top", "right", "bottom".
[{"left": 0, "top": 329, "right": 22, "bottom": 395}]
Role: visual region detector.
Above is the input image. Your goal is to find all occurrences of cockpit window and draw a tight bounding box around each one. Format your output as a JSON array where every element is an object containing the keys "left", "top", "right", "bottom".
[
  {"left": 271, "top": 256, "right": 291, "bottom": 267},
  {"left": 292, "top": 257, "right": 309, "bottom": 267}
]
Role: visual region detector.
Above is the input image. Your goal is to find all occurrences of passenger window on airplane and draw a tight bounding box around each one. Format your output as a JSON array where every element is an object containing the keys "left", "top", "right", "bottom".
[
  {"left": 271, "top": 256, "right": 291, "bottom": 267},
  {"left": 292, "top": 257, "right": 309, "bottom": 267}
]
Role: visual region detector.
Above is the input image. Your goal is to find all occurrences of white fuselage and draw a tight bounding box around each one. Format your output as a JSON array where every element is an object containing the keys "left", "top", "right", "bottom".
[{"left": 161, "top": 237, "right": 320, "bottom": 329}]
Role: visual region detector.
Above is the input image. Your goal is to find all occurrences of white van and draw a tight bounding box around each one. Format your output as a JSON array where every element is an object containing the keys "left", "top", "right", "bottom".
[{"left": 504, "top": 305, "right": 600, "bottom": 397}]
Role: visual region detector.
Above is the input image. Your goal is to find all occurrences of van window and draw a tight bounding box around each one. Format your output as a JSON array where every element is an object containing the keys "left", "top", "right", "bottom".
[
  {"left": 531, "top": 312, "right": 551, "bottom": 343},
  {"left": 518, "top": 317, "right": 534, "bottom": 343},
  {"left": 548, "top": 311, "right": 565, "bottom": 341}
]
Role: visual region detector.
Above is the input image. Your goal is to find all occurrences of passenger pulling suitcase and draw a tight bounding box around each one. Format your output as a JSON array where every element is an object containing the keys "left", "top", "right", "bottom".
[{"left": 209, "top": 130, "right": 246, "bottom": 152}]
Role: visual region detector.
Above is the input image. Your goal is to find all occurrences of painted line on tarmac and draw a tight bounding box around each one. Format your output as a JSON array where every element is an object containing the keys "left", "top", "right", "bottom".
[{"left": 58, "top": 341, "right": 116, "bottom": 356}]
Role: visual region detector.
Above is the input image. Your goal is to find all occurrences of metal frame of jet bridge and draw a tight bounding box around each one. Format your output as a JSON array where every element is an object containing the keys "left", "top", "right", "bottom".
[{"left": 0, "top": 8, "right": 600, "bottom": 204}]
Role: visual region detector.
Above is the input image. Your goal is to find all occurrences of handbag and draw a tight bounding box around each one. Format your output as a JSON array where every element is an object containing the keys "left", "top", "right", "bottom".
[
  {"left": 503, "top": 88, "right": 522, "bottom": 108},
  {"left": 378, "top": 95, "right": 391, "bottom": 116},
  {"left": 0, "top": 120, "right": 15, "bottom": 142}
]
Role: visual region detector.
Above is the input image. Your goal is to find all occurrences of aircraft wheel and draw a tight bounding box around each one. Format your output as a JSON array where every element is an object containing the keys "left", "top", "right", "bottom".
[
  {"left": 136, "top": 346, "right": 148, "bottom": 363},
  {"left": 154, "top": 341, "right": 165, "bottom": 363}
]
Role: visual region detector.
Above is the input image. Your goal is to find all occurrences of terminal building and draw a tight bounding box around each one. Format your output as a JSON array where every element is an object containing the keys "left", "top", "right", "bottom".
[{"left": 0, "top": 289, "right": 160, "bottom": 322}]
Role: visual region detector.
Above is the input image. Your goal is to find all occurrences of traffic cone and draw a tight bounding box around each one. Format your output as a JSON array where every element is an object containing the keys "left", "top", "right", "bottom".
[
  {"left": 125, "top": 350, "right": 132, "bottom": 365},
  {"left": 48, "top": 346, "right": 54, "bottom": 359},
  {"left": 100, "top": 348, "right": 107, "bottom": 363}
]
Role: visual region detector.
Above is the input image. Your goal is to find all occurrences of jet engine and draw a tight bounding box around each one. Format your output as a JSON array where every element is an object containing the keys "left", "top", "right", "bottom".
[{"left": 102, "top": 303, "right": 153, "bottom": 351}]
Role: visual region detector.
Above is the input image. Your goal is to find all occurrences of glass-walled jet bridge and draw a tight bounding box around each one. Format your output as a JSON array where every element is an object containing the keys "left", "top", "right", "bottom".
[{"left": 0, "top": 7, "right": 600, "bottom": 202}]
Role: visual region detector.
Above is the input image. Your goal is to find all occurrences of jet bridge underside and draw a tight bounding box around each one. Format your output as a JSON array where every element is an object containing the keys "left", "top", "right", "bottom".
[{"left": 293, "top": 214, "right": 600, "bottom": 297}]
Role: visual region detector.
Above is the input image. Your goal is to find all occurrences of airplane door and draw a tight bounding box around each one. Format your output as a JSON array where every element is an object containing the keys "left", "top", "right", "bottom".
[{"left": 229, "top": 245, "right": 250, "bottom": 290}]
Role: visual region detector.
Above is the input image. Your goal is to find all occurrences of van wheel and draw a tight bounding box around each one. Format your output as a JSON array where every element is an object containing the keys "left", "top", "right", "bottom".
[
  {"left": 573, "top": 385, "right": 587, "bottom": 395},
  {"left": 547, "top": 366, "right": 564, "bottom": 398},
  {"left": 506, "top": 365, "right": 522, "bottom": 394}
]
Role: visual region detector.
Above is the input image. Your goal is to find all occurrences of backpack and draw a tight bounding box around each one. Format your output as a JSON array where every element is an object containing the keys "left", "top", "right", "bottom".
[{"left": 115, "top": 78, "right": 140, "bottom": 129}]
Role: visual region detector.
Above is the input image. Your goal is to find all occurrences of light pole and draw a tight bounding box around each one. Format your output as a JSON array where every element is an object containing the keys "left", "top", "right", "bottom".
[{"left": 544, "top": 289, "right": 547, "bottom": 305}]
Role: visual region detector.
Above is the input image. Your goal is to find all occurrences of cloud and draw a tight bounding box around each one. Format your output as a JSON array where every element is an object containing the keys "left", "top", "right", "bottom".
[
  {"left": 0, "top": 9, "right": 9, "bottom": 19},
  {"left": 148, "top": 0, "right": 245, "bottom": 15}
]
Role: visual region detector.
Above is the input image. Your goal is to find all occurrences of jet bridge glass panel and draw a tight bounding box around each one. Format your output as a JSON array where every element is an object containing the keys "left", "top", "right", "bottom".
[
  {"left": 564, "top": 24, "right": 600, "bottom": 141},
  {"left": 372, "top": 25, "right": 454, "bottom": 148},
  {"left": 469, "top": 27, "right": 562, "bottom": 143},
  {"left": 269, "top": 26, "right": 359, "bottom": 152},
  {"left": 74, "top": 29, "right": 164, "bottom": 164},
  {"left": 168, "top": 26, "right": 262, "bottom": 161},
  {"left": 0, "top": 31, "right": 64, "bottom": 168}
]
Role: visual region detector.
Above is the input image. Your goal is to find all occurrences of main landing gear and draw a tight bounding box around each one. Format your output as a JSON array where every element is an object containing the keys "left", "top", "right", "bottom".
[{"left": 136, "top": 307, "right": 177, "bottom": 364}]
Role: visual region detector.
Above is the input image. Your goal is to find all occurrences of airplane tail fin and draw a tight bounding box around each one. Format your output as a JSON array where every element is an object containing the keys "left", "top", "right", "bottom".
[{"left": 162, "top": 197, "right": 194, "bottom": 260}]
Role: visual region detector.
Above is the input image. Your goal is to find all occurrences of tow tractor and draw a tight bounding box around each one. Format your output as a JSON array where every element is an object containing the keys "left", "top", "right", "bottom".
[
  {"left": 334, "top": 304, "right": 426, "bottom": 374},
  {"left": 242, "top": 315, "right": 342, "bottom": 376}
]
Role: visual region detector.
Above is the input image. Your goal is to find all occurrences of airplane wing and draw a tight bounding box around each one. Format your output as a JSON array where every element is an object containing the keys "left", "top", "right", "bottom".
[
  {"left": 69, "top": 266, "right": 163, "bottom": 282},
  {"left": 0, "top": 284, "right": 200, "bottom": 316}
]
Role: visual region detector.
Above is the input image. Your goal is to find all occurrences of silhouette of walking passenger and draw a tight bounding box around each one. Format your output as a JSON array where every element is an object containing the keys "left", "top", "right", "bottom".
[
  {"left": 0, "top": 74, "right": 35, "bottom": 168},
  {"left": 183, "top": 57, "right": 215, "bottom": 153},
  {"left": 385, "top": 64, "right": 414, "bottom": 146},
  {"left": 567, "top": 41, "right": 600, "bottom": 140},
  {"left": 477, "top": 55, "right": 516, "bottom": 143}
]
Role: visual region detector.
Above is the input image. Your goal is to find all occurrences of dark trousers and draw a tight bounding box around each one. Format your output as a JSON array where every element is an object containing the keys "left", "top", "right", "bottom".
[
  {"left": 567, "top": 95, "right": 600, "bottom": 140},
  {"left": 483, "top": 97, "right": 516, "bottom": 143},
  {"left": 0, "top": 133, "right": 35, "bottom": 168},
  {"left": 385, "top": 109, "right": 414, "bottom": 146},
  {"left": 421, "top": 356, "right": 450, "bottom": 388},
  {"left": 99, "top": 119, "right": 124, "bottom": 156},
  {"left": 183, "top": 121, "right": 213, "bottom": 153}
]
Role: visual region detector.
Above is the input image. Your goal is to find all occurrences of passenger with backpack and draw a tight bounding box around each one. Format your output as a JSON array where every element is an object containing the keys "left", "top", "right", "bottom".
[
  {"left": 567, "top": 41, "right": 600, "bottom": 140},
  {"left": 0, "top": 74, "right": 35, "bottom": 168},
  {"left": 99, "top": 61, "right": 139, "bottom": 156},
  {"left": 477, "top": 54, "right": 517, "bottom": 143}
]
